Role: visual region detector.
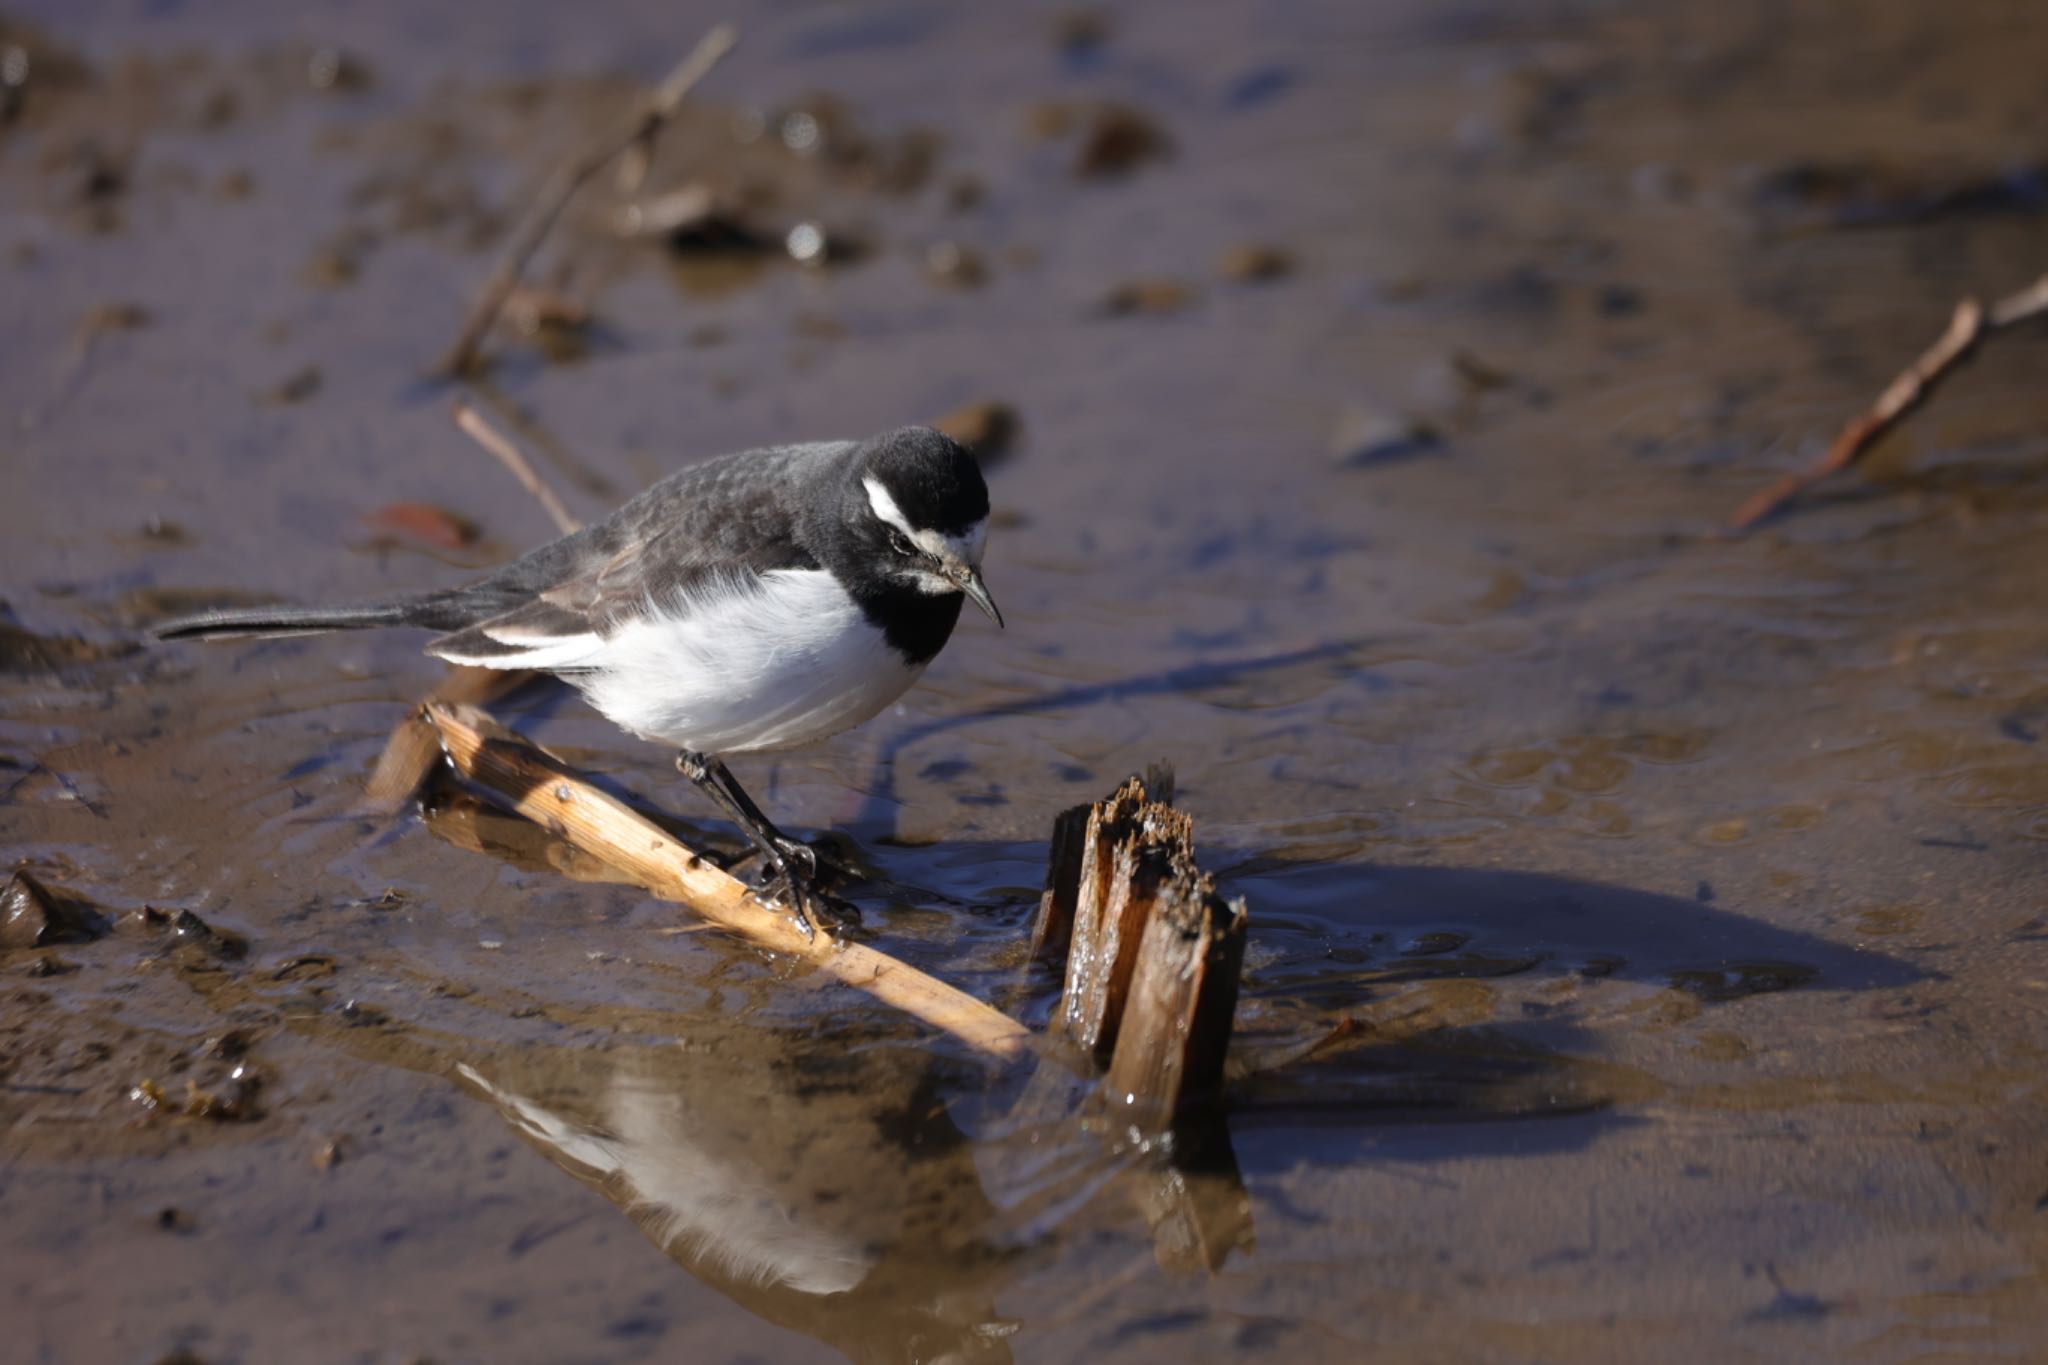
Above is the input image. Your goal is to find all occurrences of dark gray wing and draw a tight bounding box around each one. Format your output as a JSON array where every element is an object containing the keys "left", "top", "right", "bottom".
[{"left": 426, "top": 440, "right": 851, "bottom": 669}]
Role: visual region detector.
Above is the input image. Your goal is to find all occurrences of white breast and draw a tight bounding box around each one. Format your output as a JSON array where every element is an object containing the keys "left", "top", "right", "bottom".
[{"left": 576, "top": 568, "right": 924, "bottom": 756}]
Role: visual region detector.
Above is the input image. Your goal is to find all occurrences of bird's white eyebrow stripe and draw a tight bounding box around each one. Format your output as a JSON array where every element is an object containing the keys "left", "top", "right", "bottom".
[
  {"left": 864, "top": 477, "right": 987, "bottom": 564},
  {"left": 864, "top": 477, "right": 918, "bottom": 540}
]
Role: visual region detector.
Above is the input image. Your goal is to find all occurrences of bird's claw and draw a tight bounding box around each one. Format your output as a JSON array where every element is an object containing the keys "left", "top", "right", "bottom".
[
  {"left": 777, "top": 837, "right": 819, "bottom": 882},
  {"left": 718, "top": 835, "right": 824, "bottom": 881},
  {"left": 758, "top": 866, "right": 853, "bottom": 943},
  {"left": 783, "top": 879, "right": 827, "bottom": 942}
]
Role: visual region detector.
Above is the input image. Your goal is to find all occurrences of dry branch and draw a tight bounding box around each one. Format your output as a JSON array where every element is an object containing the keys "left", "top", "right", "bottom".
[
  {"left": 363, "top": 666, "right": 533, "bottom": 814},
  {"left": 454, "top": 400, "right": 580, "bottom": 536},
  {"left": 1728, "top": 271, "right": 2048, "bottom": 531},
  {"left": 422, "top": 701, "right": 1034, "bottom": 1063},
  {"left": 432, "top": 23, "right": 738, "bottom": 378}
]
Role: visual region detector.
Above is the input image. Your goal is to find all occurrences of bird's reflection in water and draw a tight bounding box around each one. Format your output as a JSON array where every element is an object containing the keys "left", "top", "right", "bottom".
[{"left": 457, "top": 1033, "right": 1021, "bottom": 1364}]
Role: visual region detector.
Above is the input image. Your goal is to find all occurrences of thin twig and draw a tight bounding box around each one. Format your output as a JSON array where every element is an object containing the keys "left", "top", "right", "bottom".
[
  {"left": 1727, "top": 271, "right": 2048, "bottom": 532},
  {"left": 1988, "top": 274, "right": 2048, "bottom": 327},
  {"left": 453, "top": 400, "right": 581, "bottom": 536},
  {"left": 464, "top": 379, "right": 620, "bottom": 502},
  {"left": 431, "top": 23, "right": 738, "bottom": 378},
  {"left": 423, "top": 701, "right": 1036, "bottom": 1063},
  {"left": 20, "top": 304, "right": 148, "bottom": 432}
]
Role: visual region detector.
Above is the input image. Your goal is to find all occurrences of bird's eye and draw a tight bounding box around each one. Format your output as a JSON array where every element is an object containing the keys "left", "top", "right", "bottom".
[{"left": 889, "top": 532, "right": 915, "bottom": 557}]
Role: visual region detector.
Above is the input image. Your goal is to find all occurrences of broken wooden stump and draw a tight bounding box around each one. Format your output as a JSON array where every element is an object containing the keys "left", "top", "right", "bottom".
[
  {"left": 1102, "top": 864, "right": 1248, "bottom": 1131},
  {"left": 1033, "top": 770, "right": 1248, "bottom": 1134},
  {"left": 1019, "top": 769, "right": 1255, "bottom": 1269}
]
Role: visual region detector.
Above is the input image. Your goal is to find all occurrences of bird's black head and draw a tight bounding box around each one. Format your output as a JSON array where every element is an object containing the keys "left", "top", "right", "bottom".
[{"left": 837, "top": 427, "right": 1001, "bottom": 626}]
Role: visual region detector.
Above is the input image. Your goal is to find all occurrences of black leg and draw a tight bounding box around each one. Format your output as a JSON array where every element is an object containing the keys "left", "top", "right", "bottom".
[
  {"left": 676, "top": 750, "right": 826, "bottom": 939},
  {"left": 708, "top": 758, "right": 818, "bottom": 880}
]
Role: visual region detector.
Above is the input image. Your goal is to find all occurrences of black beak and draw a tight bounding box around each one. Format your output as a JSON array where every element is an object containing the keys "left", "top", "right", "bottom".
[{"left": 958, "top": 566, "right": 1003, "bottom": 628}]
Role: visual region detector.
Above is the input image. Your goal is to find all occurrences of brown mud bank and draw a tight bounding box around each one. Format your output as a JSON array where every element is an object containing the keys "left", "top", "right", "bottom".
[{"left": 7, "top": 1, "right": 2048, "bottom": 1361}]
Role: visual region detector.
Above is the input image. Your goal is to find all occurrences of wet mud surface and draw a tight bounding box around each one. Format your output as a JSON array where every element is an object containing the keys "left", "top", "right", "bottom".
[{"left": 7, "top": 1, "right": 2048, "bottom": 1361}]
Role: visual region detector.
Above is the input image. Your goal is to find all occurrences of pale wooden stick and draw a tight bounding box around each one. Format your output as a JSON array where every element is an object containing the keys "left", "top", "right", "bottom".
[
  {"left": 453, "top": 400, "right": 581, "bottom": 536},
  {"left": 362, "top": 666, "right": 531, "bottom": 814},
  {"left": 1728, "top": 270, "right": 2048, "bottom": 531},
  {"left": 433, "top": 24, "right": 738, "bottom": 377},
  {"left": 423, "top": 700, "right": 1035, "bottom": 1063}
]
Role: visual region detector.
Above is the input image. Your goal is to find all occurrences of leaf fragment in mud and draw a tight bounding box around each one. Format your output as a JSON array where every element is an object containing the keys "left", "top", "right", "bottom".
[{"left": 364, "top": 501, "right": 481, "bottom": 551}]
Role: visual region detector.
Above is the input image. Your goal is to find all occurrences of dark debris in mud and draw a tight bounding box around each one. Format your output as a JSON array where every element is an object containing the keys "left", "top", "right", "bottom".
[
  {"left": 922, "top": 238, "right": 987, "bottom": 289},
  {"left": 1217, "top": 243, "right": 1294, "bottom": 283},
  {"left": 1102, "top": 277, "right": 1198, "bottom": 316},
  {"left": 0, "top": 19, "right": 93, "bottom": 129},
  {"left": 1, "top": 869, "right": 106, "bottom": 948},
  {"left": 930, "top": 399, "right": 1020, "bottom": 462},
  {"left": 1025, "top": 99, "right": 1172, "bottom": 179},
  {"left": 621, "top": 183, "right": 778, "bottom": 253},
  {"left": 257, "top": 364, "right": 323, "bottom": 405},
  {"left": 1752, "top": 158, "right": 2048, "bottom": 232},
  {"left": 130, "top": 1060, "right": 264, "bottom": 1121},
  {"left": 125, "top": 904, "right": 248, "bottom": 963},
  {"left": 0, "top": 616, "right": 138, "bottom": 675},
  {"left": 1330, "top": 404, "right": 1443, "bottom": 468}
]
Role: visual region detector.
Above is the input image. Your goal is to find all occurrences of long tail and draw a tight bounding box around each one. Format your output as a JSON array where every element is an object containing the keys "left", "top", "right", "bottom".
[{"left": 152, "top": 596, "right": 453, "bottom": 642}]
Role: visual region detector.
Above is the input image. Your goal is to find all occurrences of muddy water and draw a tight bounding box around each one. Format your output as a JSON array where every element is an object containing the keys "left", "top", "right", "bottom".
[{"left": 6, "top": 0, "right": 2048, "bottom": 1360}]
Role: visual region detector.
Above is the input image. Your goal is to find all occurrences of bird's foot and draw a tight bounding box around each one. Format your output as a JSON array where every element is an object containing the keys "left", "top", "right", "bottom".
[
  {"left": 721, "top": 834, "right": 829, "bottom": 882},
  {"left": 757, "top": 865, "right": 859, "bottom": 942}
]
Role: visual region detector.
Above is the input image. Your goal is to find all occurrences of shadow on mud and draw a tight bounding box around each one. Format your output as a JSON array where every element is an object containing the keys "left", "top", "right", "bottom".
[{"left": 1228, "top": 858, "right": 1923, "bottom": 1003}]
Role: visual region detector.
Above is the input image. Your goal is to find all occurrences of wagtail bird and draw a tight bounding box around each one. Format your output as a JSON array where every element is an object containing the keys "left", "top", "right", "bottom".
[{"left": 155, "top": 426, "right": 1001, "bottom": 936}]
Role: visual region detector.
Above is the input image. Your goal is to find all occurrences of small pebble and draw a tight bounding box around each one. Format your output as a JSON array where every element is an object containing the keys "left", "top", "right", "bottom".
[
  {"left": 307, "top": 47, "right": 371, "bottom": 92},
  {"left": 785, "top": 221, "right": 826, "bottom": 265},
  {"left": 1102, "top": 278, "right": 1196, "bottom": 316},
  {"left": 1217, "top": 243, "right": 1293, "bottom": 282},
  {"left": 930, "top": 400, "right": 1020, "bottom": 460},
  {"left": 1073, "top": 102, "right": 1171, "bottom": 177},
  {"left": 258, "top": 366, "right": 322, "bottom": 405},
  {"left": 924, "top": 240, "right": 986, "bottom": 288}
]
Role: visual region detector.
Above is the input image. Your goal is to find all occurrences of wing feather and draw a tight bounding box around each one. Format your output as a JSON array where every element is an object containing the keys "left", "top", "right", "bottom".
[{"left": 421, "top": 440, "right": 849, "bottom": 670}]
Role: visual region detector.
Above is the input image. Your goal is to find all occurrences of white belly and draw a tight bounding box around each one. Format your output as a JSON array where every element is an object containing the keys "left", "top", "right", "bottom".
[{"left": 577, "top": 569, "right": 924, "bottom": 755}]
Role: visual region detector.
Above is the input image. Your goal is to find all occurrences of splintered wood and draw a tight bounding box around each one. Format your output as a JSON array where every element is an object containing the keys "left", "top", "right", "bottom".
[{"left": 1034, "top": 772, "right": 1249, "bottom": 1132}]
